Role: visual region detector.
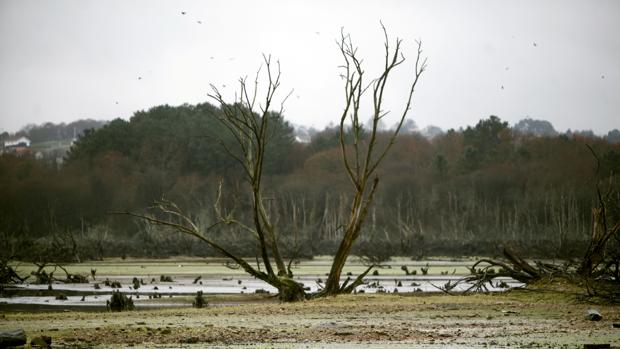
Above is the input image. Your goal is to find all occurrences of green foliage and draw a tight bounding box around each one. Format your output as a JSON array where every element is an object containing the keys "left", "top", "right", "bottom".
[
  {"left": 192, "top": 290, "right": 207, "bottom": 308},
  {"left": 433, "top": 154, "right": 448, "bottom": 178},
  {"left": 461, "top": 115, "right": 510, "bottom": 169},
  {"left": 1, "top": 108, "right": 619, "bottom": 260},
  {"left": 107, "top": 290, "right": 135, "bottom": 311}
]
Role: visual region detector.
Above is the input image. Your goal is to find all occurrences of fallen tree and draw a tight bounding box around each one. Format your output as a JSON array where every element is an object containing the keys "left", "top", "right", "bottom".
[
  {"left": 462, "top": 147, "right": 620, "bottom": 302},
  {"left": 0, "top": 258, "right": 27, "bottom": 285}
]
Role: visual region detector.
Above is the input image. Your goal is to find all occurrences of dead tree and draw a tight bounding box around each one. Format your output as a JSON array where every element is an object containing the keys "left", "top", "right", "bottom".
[
  {"left": 30, "top": 262, "right": 88, "bottom": 284},
  {"left": 0, "top": 233, "right": 27, "bottom": 284},
  {"left": 461, "top": 146, "right": 619, "bottom": 300},
  {"left": 578, "top": 146, "right": 620, "bottom": 301},
  {"left": 320, "top": 24, "right": 426, "bottom": 296},
  {"left": 452, "top": 244, "right": 573, "bottom": 294},
  {"left": 124, "top": 26, "right": 425, "bottom": 301},
  {"left": 0, "top": 258, "right": 27, "bottom": 284},
  {"left": 122, "top": 55, "right": 306, "bottom": 301},
  {"left": 579, "top": 146, "right": 620, "bottom": 278}
]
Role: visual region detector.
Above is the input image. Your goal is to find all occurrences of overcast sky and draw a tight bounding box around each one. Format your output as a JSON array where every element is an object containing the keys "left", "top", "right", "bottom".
[{"left": 0, "top": 0, "right": 618, "bottom": 134}]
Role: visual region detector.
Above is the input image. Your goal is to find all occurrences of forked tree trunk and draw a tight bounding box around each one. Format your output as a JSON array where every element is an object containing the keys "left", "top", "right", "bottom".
[
  {"left": 126, "top": 26, "right": 424, "bottom": 302},
  {"left": 322, "top": 179, "right": 378, "bottom": 295},
  {"left": 320, "top": 25, "right": 425, "bottom": 296}
]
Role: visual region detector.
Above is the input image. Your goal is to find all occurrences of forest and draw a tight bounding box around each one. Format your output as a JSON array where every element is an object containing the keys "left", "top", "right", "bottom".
[{"left": 2, "top": 103, "right": 619, "bottom": 264}]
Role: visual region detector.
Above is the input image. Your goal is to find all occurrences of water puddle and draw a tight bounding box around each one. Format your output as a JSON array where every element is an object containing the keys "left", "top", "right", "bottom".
[{"left": 1, "top": 274, "right": 522, "bottom": 311}]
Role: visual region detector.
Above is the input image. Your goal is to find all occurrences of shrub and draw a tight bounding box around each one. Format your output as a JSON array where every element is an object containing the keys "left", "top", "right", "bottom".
[
  {"left": 132, "top": 277, "right": 140, "bottom": 290},
  {"left": 192, "top": 291, "right": 207, "bottom": 308},
  {"left": 107, "top": 290, "right": 135, "bottom": 311}
]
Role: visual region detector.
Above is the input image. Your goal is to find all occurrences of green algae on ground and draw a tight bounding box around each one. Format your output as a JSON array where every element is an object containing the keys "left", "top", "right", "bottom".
[{"left": 9, "top": 256, "right": 478, "bottom": 280}]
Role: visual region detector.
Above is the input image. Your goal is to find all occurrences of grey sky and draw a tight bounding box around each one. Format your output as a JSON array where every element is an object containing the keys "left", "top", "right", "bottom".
[{"left": 0, "top": 0, "right": 618, "bottom": 134}]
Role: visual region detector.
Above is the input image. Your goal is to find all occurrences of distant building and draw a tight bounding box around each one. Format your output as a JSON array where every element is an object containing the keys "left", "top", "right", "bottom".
[
  {"left": 1, "top": 136, "right": 32, "bottom": 156},
  {"left": 3, "top": 136, "right": 31, "bottom": 148}
]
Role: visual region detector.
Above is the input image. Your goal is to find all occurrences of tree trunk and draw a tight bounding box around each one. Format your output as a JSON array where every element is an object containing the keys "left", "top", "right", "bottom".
[
  {"left": 275, "top": 277, "right": 307, "bottom": 302},
  {"left": 323, "top": 232, "right": 355, "bottom": 295}
]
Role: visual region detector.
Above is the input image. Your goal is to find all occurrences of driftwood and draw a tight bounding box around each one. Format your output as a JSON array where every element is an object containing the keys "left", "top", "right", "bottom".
[
  {"left": 30, "top": 263, "right": 88, "bottom": 284},
  {"left": 458, "top": 245, "right": 568, "bottom": 293},
  {"left": 460, "top": 146, "right": 620, "bottom": 299},
  {"left": 462, "top": 173, "right": 619, "bottom": 302},
  {"left": 0, "top": 259, "right": 27, "bottom": 284}
]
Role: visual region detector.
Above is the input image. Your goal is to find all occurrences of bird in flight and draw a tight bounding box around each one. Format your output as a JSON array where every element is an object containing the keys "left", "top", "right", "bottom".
[
  {"left": 601, "top": 75, "right": 605, "bottom": 79},
  {"left": 197, "top": 20, "right": 202, "bottom": 24},
  {"left": 533, "top": 42, "right": 538, "bottom": 47},
  {"left": 501, "top": 85, "right": 504, "bottom": 90},
  {"left": 181, "top": 11, "right": 186, "bottom": 15},
  {"left": 138, "top": 77, "right": 142, "bottom": 80}
]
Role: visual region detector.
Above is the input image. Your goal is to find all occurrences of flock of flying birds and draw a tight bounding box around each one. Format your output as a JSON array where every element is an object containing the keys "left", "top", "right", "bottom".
[{"left": 120, "top": 11, "right": 607, "bottom": 106}]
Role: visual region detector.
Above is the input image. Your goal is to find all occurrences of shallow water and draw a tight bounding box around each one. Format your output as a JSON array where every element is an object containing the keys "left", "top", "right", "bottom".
[
  {"left": 1, "top": 258, "right": 523, "bottom": 311},
  {"left": 1, "top": 276, "right": 522, "bottom": 310}
]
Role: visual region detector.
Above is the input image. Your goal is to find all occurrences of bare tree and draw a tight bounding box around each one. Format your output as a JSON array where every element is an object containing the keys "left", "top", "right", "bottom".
[
  {"left": 459, "top": 146, "right": 620, "bottom": 302},
  {"left": 320, "top": 24, "right": 426, "bottom": 296},
  {"left": 123, "top": 25, "right": 426, "bottom": 301},
  {"left": 123, "top": 55, "right": 306, "bottom": 301}
]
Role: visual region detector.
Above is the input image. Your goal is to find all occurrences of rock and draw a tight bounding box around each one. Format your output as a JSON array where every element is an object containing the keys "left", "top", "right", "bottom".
[
  {"left": 586, "top": 309, "right": 602, "bottom": 321},
  {"left": 30, "top": 335, "right": 52, "bottom": 348},
  {"left": 612, "top": 323, "right": 620, "bottom": 328},
  {"left": 583, "top": 344, "right": 610, "bottom": 349},
  {"left": 0, "top": 329, "right": 27, "bottom": 347}
]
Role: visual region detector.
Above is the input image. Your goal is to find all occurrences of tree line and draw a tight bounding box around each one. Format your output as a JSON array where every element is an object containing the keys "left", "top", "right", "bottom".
[{"left": 1, "top": 104, "right": 619, "bottom": 261}]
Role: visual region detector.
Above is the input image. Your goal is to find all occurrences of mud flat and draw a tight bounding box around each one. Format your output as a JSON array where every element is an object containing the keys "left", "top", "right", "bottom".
[{"left": 2, "top": 290, "right": 619, "bottom": 348}]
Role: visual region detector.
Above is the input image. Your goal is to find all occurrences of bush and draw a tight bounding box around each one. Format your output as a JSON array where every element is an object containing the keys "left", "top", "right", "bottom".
[
  {"left": 132, "top": 277, "right": 140, "bottom": 290},
  {"left": 107, "top": 290, "right": 135, "bottom": 311},
  {"left": 192, "top": 291, "right": 207, "bottom": 308}
]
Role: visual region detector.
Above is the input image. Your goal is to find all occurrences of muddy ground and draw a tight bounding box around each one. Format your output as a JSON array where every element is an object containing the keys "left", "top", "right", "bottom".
[{"left": 2, "top": 287, "right": 619, "bottom": 348}]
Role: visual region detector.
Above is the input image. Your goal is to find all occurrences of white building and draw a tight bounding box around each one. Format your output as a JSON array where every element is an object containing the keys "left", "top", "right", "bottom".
[{"left": 3, "top": 136, "right": 31, "bottom": 148}]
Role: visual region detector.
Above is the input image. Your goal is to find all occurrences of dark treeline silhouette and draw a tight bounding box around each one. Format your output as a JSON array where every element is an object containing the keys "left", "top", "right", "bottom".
[
  {"left": 1, "top": 103, "right": 619, "bottom": 261},
  {"left": 1, "top": 119, "right": 107, "bottom": 144}
]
